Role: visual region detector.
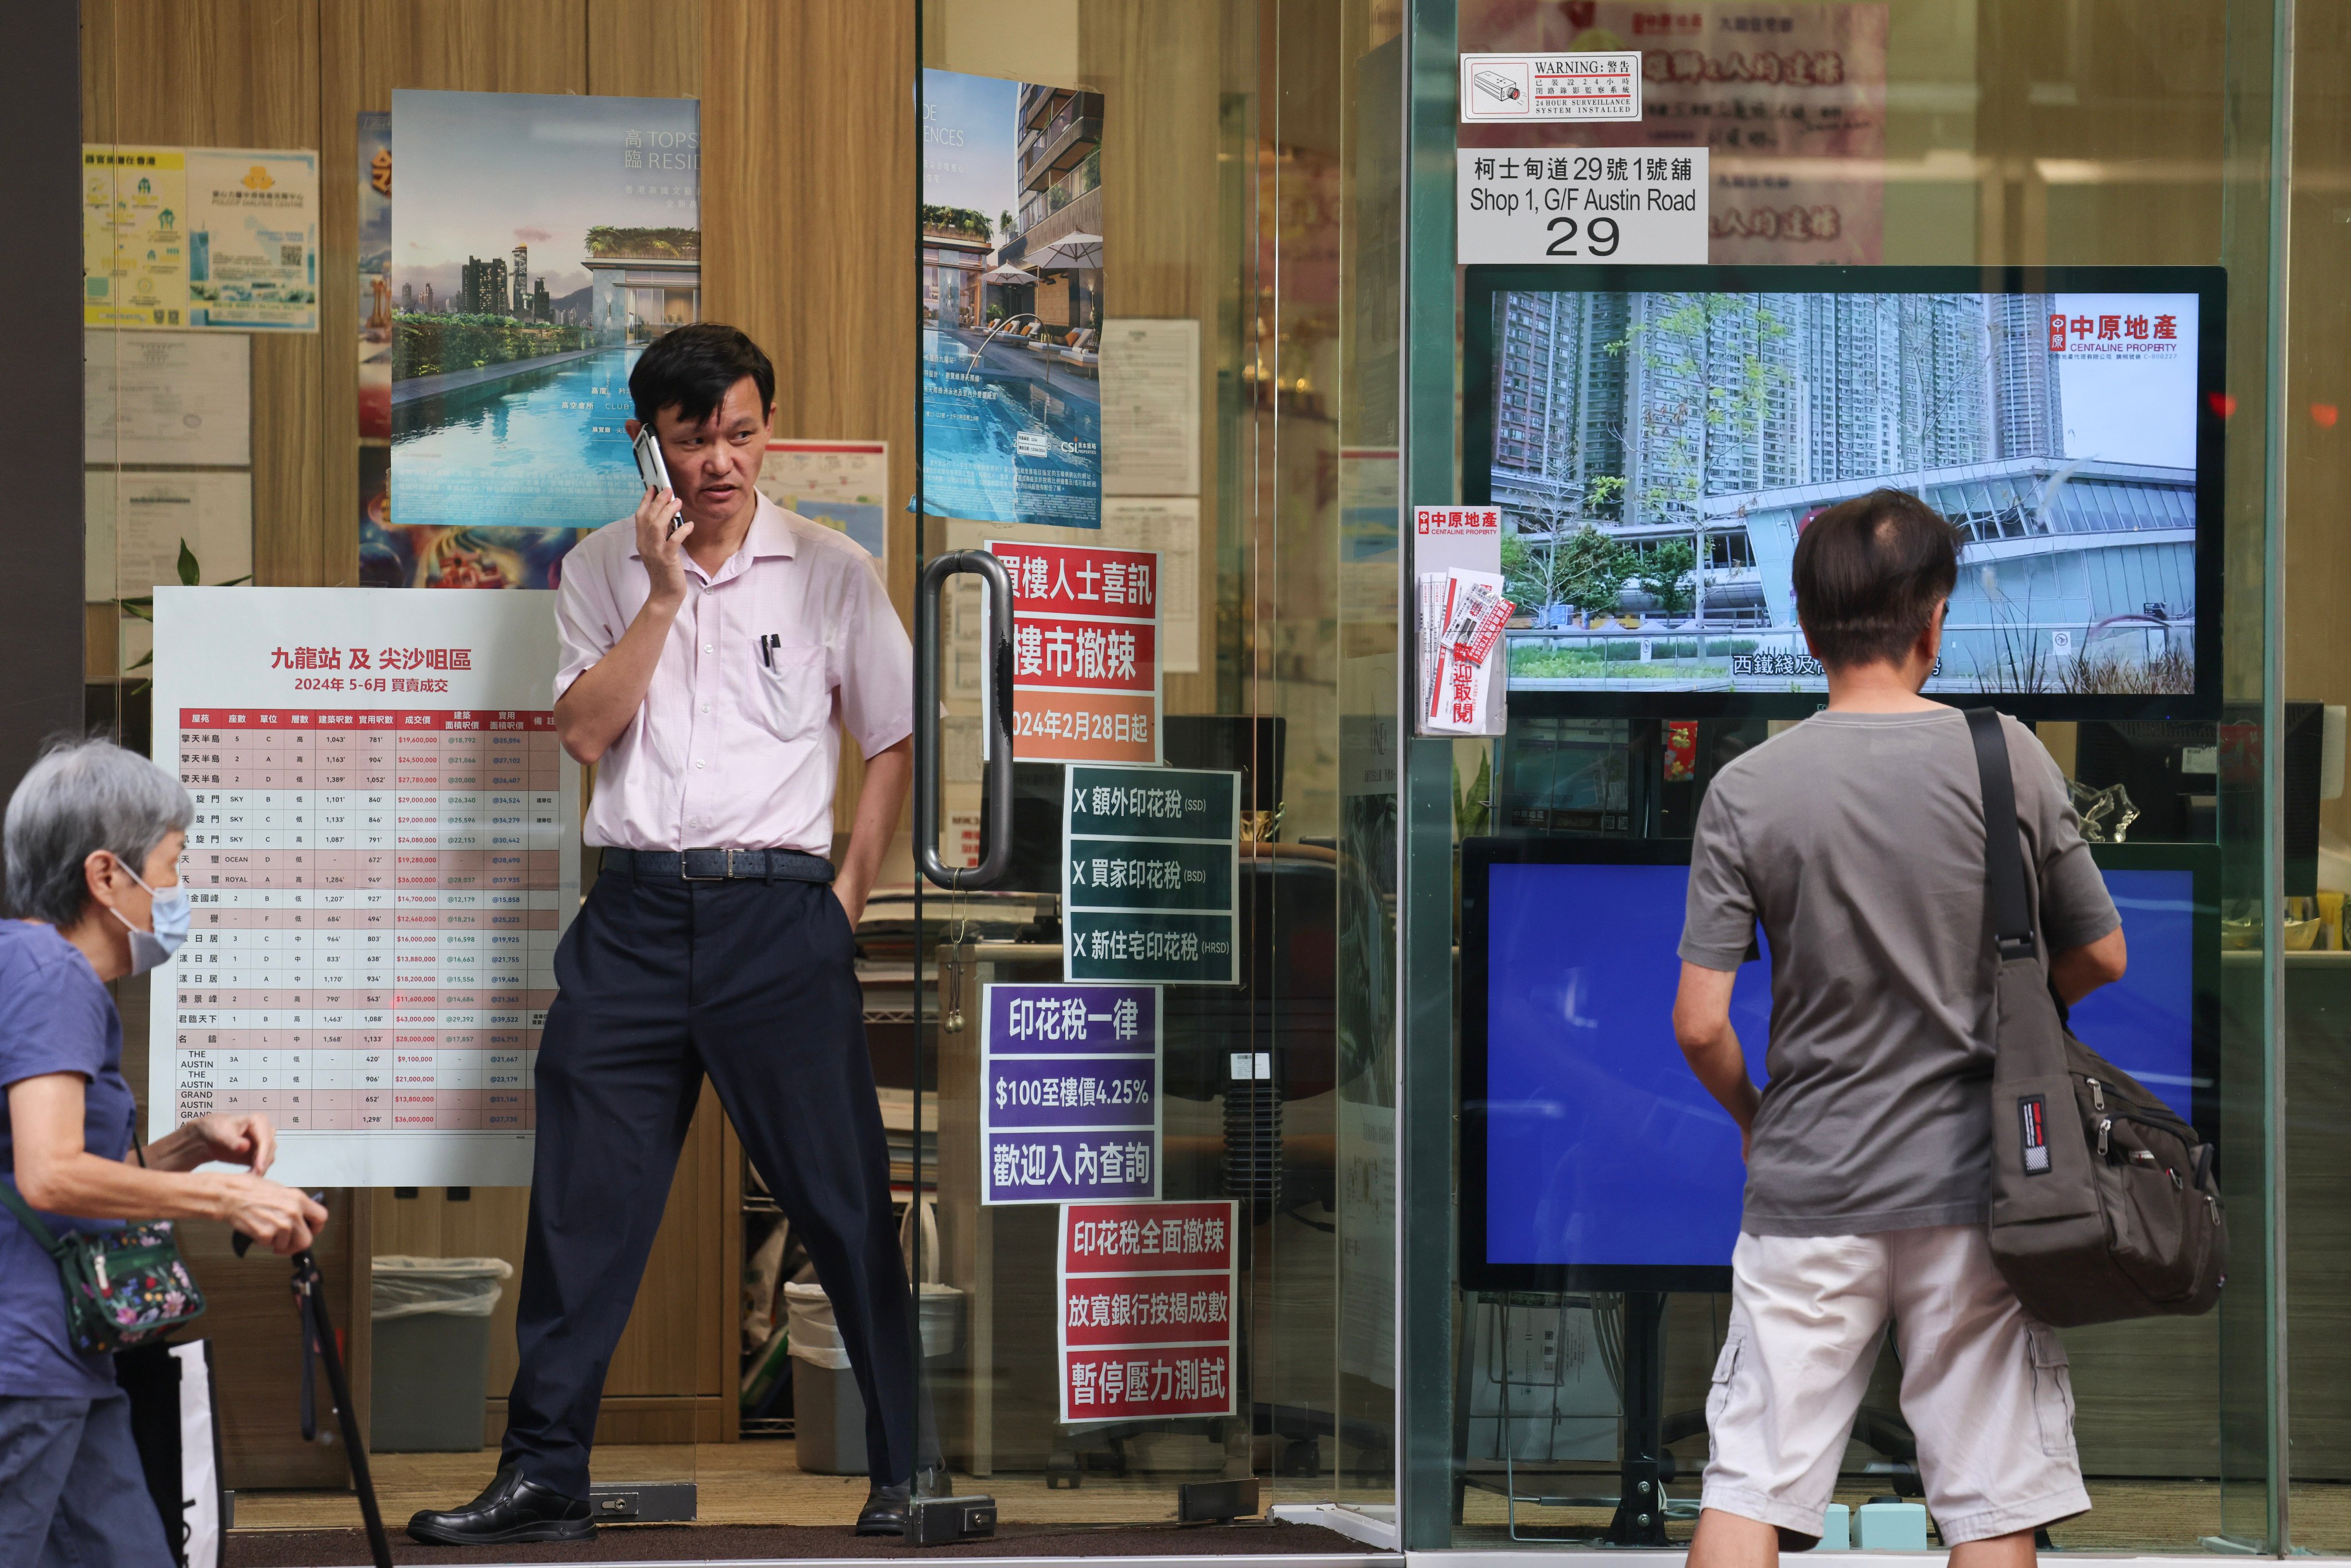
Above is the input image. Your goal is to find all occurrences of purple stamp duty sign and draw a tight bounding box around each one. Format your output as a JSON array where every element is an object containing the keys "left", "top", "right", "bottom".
[{"left": 981, "top": 984, "right": 1161, "bottom": 1204}]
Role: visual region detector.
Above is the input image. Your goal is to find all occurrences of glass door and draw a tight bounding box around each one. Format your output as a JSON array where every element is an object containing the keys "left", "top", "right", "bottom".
[{"left": 905, "top": 0, "right": 1403, "bottom": 1533}]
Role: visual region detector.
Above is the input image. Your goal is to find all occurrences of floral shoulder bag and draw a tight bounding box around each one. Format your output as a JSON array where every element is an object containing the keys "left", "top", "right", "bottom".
[{"left": 0, "top": 1138, "right": 205, "bottom": 1353}]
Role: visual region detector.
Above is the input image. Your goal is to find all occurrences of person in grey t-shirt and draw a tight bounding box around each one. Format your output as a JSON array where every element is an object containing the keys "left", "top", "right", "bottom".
[{"left": 1674, "top": 490, "right": 2126, "bottom": 1568}]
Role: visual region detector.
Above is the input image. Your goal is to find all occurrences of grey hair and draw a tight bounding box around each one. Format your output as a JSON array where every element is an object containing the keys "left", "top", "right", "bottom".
[{"left": 5, "top": 736, "right": 194, "bottom": 925}]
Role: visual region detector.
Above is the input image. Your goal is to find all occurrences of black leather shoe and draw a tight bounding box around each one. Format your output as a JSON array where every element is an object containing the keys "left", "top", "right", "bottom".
[
  {"left": 407, "top": 1466, "right": 595, "bottom": 1546},
  {"left": 856, "top": 1482, "right": 912, "bottom": 1536},
  {"left": 857, "top": 1466, "right": 952, "bottom": 1536}
]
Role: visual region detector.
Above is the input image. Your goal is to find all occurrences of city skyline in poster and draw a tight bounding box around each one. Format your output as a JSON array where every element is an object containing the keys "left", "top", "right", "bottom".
[
  {"left": 389, "top": 90, "right": 700, "bottom": 576},
  {"left": 921, "top": 68, "right": 1105, "bottom": 529}
]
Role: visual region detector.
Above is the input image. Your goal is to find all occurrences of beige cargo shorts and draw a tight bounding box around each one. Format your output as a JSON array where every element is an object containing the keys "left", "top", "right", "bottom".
[{"left": 1701, "top": 1224, "right": 2093, "bottom": 1546}]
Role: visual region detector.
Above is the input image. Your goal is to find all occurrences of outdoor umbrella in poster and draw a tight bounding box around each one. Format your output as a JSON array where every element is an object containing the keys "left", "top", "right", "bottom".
[{"left": 1030, "top": 232, "right": 1104, "bottom": 269}]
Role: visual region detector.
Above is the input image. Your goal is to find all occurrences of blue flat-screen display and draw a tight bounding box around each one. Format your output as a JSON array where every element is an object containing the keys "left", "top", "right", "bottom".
[{"left": 1479, "top": 860, "right": 2199, "bottom": 1276}]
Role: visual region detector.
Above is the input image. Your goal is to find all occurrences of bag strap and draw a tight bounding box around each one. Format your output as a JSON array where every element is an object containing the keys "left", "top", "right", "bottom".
[
  {"left": 1966, "top": 707, "right": 2038, "bottom": 963},
  {"left": 0, "top": 1177, "right": 68, "bottom": 1258}
]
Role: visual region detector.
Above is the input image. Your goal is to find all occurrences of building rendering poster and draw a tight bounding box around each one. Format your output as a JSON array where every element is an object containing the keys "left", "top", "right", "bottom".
[
  {"left": 921, "top": 69, "right": 1104, "bottom": 529},
  {"left": 1489, "top": 287, "right": 2202, "bottom": 696},
  {"left": 387, "top": 90, "right": 701, "bottom": 584},
  {"left": 358, "top": 111, "right": 391, "bottom": 443},
  {"left": 1458, "top": 1, "right": 1891, "bottom": 265}
]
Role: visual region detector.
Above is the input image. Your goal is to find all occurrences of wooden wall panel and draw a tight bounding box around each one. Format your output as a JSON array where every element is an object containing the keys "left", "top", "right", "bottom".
[
  {"left": 355, "top": 0, "right": 588, "bottom": 103},
  {"left": 374, "top": 1089, "right": 731, "bottom": 1446},
  {"left": 704, "top": 0, "right": 917, "bottom": 624},
  {"left": 589, "top": 0, "right": 706, "bottom": 98},
  {"left": 704, "top": 0, "right": 915, "bottom": 853},
  {"left": 319, "top": 0, "right": 361, "bottom": 587},
  {"left": 84, "top": 0, "right": 335, "bottom": 590},
  {"left": 86, "top": 0, "right": 747, "bottom": 1471}
]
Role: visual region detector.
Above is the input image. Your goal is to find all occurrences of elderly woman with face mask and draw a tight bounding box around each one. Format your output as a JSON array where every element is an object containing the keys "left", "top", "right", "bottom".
[{"left": 0, "top": 739, "right": 325, "bottom": 1567}]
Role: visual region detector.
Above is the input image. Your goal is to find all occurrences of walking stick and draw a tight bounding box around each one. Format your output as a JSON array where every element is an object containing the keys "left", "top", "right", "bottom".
[{"left": 235, "top": 1214, "right": 394, "bottom": 1568}]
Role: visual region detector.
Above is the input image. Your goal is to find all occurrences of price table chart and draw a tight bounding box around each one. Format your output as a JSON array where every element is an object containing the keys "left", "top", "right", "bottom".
[
  {"left": 168, "top": 708, "right": 563, "bottom": 1137},
  {"left": 151, "top": 583, "right": 581, "bottom": 1185}
]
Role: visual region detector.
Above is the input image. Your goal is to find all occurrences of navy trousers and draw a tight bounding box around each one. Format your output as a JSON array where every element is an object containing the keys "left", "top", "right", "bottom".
[
  {"left": 502, "top": 868, "right": 919, "bottom": 1495},
  {"left": 0, "top": 1392, "right": 174, "bottom": 1567}
]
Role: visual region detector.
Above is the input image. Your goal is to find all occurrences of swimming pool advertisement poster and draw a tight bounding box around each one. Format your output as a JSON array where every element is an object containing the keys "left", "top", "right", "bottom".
[
  {"left": 380, "top": 90, "right": 701, "bottom": 588},
  {"left": 921, "top": 69, "right": 1105, "bottom": 530}
]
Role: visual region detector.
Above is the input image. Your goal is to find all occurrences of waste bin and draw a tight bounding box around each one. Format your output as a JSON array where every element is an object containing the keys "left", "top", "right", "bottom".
[
  {"left": 783, "top": 1281, "right": 963, "bottom": 1474},
  {"left": 789, "top": 1202, "right": 964, "bottom": 1474},
  {"left": 369, "top": 1256, "right": 514, "bottom": 1453}
]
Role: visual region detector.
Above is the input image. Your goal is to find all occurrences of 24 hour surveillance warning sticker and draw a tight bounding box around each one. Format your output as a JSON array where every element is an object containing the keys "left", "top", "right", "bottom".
[{"left": 1458, "top": 52, "right": 1643, "bottom": 122}]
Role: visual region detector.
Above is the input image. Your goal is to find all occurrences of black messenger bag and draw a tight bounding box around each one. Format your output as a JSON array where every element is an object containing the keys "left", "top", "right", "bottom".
[{"left": 1966, "top": 706, "right": 2227, "bottom": 1328}]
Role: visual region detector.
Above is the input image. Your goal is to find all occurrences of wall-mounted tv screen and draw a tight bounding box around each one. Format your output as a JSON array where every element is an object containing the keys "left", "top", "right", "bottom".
[
  {"left": 1463, "top": 266, "right": 2225, "bottom": 721},
  {"left": 1460, "top": 835, "right": 2216, "bottom": 1293}
]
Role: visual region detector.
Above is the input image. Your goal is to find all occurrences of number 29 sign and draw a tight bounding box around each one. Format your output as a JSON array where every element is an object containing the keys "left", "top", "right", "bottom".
[{"left": 1455, "top": 147, "right": 1708, "bottom": 265}]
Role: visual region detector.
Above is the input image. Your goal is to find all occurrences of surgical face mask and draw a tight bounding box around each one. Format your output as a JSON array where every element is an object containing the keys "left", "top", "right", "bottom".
[{"left": 110, "top": 860, "right": 190, "bottom": 975}]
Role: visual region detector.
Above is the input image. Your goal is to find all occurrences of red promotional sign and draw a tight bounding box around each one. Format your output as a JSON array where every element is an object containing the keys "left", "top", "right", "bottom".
[
  {"left": 988, "top": 541, "right": 1162, "bottom": 766},
  {"left": 1058, "top": 1200, "right": 1236, "bottom": 1423}
]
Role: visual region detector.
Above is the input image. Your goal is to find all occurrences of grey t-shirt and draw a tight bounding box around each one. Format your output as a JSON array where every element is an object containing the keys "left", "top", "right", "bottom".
[{"left": 1678, "top": 708, "right": 2119, "bottom": 1237}]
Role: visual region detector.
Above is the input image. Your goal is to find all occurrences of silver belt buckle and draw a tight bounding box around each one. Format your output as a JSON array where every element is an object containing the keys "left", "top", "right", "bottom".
[{"left": 680, "top": 849, "right": 735, "bottom": 882}]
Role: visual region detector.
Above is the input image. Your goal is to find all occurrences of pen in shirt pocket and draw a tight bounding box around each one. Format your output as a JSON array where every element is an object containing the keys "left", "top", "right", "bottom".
[{"left": 759, "top": 632, "right": 779, "bottom": 669}]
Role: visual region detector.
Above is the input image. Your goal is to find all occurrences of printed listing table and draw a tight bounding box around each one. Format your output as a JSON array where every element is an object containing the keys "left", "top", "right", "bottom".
[{"left": 152, "top": 588, "right": 579, "bottom": 1187}]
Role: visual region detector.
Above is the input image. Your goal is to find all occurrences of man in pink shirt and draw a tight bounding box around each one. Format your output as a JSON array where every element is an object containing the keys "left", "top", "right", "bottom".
[{"left": 409, "top": 325, "right": 927, "bottom": 1546}]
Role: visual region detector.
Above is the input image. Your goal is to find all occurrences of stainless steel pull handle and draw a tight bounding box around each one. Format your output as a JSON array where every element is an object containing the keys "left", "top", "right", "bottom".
[{"left": 915, "top": 549, "right": 1015, "bottom": 889}]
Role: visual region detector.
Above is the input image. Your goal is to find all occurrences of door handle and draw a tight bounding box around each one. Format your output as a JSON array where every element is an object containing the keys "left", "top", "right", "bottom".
[{"left": 915, "top": 549, "right": 1015, "bottom": 889}]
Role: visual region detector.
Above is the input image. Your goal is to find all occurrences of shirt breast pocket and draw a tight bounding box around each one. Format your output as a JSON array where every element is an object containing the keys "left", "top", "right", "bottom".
[{"left": 756, "top": 643, "right": 827, "bottom": 742}]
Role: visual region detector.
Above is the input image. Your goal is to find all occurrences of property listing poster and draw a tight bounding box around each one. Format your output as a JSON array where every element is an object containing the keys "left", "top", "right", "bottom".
[
  {"left": 149, "top": 587, "right": 582, "bottom": 1187},
  {"left": 921, "top": 69, "right": 1104, "bottom": 529},
  {"left": 386, "top": 90, "right": 700, "bottom": 585},
  {"left": 1457, "top": 1, "right": 1889, "bottom": 264},
  {"left": 85, "top": 145, "right": 321, "bottom": 330}
]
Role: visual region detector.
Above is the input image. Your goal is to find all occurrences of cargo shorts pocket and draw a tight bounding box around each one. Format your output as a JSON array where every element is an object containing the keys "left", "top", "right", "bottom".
[
  {"left": 1706, "top": 1325, "right": 1748, "bottom": 1431},
  {"left": 2025, "top": 1323, "right": 2077, "bottom": 1458}
]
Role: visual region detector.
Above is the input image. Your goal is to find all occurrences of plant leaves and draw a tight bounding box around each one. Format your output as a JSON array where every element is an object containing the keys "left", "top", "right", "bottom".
[{"left": 177, "top": 539, "right": 201, "bottom": 585}]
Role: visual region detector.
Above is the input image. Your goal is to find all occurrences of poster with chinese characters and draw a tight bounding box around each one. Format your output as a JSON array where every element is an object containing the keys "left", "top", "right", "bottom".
[
  {"left": 980, "top": 983, "right": 1161, "bottom": 1205},
  {"left": 920, "top": 69, "right": 1104, "bottom": 528},
  {"left": 1058, "top": 1201, "right": 1237, "bottom": 1423},
  {"left": 149, "top": 587, "right": 582, "bottom": 1187},
  {"left": 1457, "top": 1, "right": 1888, "bottom": 264},
  {"left": 391, "top": 89, "right": 700, "bottom": 558},
  {"left": 986, "top": 539, "right": 1161, "bottom": 763},
  {"left": 83, "top": 147, "right": 190, "bottom": 328},
  {"left": 185, "top": 148, "right": 320, "bottom": 331},
  {"left": 84, "top": 146, "right": 323, "bottom": 332},
  {"left": 1064, "top": 765, "right": 1240, "bottom": 986}
]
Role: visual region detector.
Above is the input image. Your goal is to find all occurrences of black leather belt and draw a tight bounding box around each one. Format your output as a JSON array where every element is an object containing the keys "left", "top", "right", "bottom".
[{"left": 598, "top": 847, "right": 834, "bottom": 883}]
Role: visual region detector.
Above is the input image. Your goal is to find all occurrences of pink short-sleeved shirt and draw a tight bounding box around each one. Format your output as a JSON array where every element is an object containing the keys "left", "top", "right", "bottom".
[{"left": 555, "top": 494, "right": 913, "bottom": 855}]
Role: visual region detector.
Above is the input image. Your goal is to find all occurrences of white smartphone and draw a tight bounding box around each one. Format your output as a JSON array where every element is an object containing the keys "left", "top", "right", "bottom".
[{"left": 631, "top": 426, "right": 686, "bottom": 537}]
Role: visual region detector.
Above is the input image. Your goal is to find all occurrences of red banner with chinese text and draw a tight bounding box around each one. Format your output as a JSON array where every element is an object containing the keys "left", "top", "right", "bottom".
[
  {"left": 988, "top": 541, "right": 1162, "bottom": 765},
  {"left": 1058, "top": 1200, "right": 1236, "bottom": 1423}
]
